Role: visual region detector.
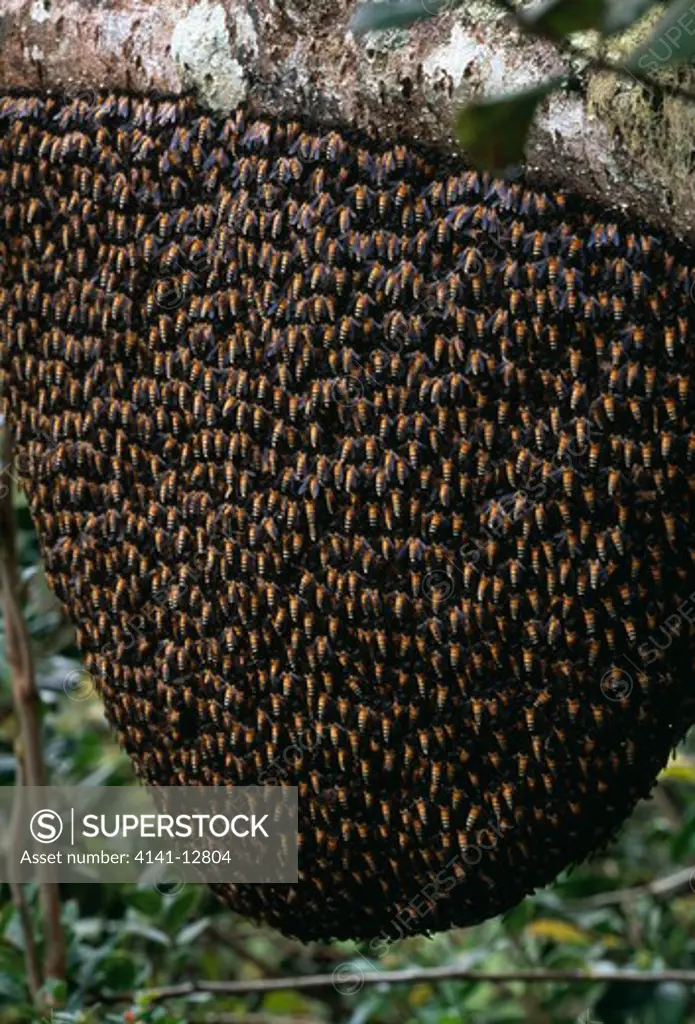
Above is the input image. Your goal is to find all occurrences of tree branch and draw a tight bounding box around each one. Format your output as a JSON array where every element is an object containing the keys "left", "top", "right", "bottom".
[
  {"left": 562, "top": 865, "right": 695, "bottom": 908},
  {"left": 0, "top": 430, "right": 66, "bottom": 985},
  {"left": 93, "top": 965, "right": 695, "bottom": 1005},
  {"left": 1, "top": 0, "right": 694, "bottom": 244}
]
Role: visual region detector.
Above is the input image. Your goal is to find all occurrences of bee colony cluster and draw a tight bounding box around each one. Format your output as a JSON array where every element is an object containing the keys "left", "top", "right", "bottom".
[{"left": 1, "top": 91, "right": 695, "bottom": 942}]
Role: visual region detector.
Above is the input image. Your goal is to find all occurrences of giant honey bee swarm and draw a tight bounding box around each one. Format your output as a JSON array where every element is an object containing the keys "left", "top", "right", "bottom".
[{"left": 1, "top": 91, "right": 695, "bottom": 943}]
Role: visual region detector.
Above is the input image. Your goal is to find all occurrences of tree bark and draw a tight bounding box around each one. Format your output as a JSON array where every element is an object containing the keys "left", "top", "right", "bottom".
[{"left": 0, "top": 1, "right": 693, "bottom": 236}]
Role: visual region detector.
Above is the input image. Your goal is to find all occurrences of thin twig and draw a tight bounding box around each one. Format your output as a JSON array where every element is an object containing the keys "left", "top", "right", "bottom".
[
  {"left": 0, "top": 430, "right": 66, "bottom": 983},
  {"left": 93, "top": 965, "right": 695, "bottom": 1004},
  {"left": 563, "top": 865, "right": 695, "bottom": 908}
]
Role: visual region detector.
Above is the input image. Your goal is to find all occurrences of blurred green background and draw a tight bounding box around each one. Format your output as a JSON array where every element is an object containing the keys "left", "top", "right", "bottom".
[{"left": 2, "top": 478, "right": 695, "bottom": 1024}]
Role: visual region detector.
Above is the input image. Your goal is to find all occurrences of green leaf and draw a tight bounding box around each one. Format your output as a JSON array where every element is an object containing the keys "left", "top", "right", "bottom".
[
  {"left": 147, "top": 1013, "right": 184, "bottom": 1024},
  {"left": 38, "top": 976, "right": 68, "bottom": 1006},
  {"left": 0, "top": 902, "right": 17, "bottom": 935},
  {"left": 0, "top": 943, "right": 28, "bottom": 977},
  {"left": 659, "top": 755, "right": 695, "bottom": 785},
  {"left": 163, "top": 885, "right": 202, "bottom": 933},
  {"left": 526, "top": 0, "right": 606, "bottom": 39},
  {"left": 626, "top": 0, "right": 695, "bottom": 73},
  {"left": 0, "top": 970, "right": 28, "bottom": 1005},
  {"left": 264, "top": 990, "right": 316, "bottom": 1015},
  {"left": 603, "top": 0, "right": 659, "bottom": 35},
  {"left": 526, "top": 0, "right": 667, "bottom": 41},
  {"left": 671, "top": 801, "right": 695, "bottom": 860},
  {"left": 653, "top": 982, "right": 689, "bottom": 1024},
  {"left": 525, "top": 917, "right": 593, "bottom": 945},
  {"left": 128, "top": 887, "right": 163, "bottom": 916},
  {"left": 176, "top": 916, "right": 211, "bottom": 945},
  {"left": 97, "top": 951, "right": 139, "bottom": 991},
  {"left": 121, "top": 921, "right": 171, "bottom": 947},
  {"left": 349, "top": 0, "right": 448, "bottom": 37},
  {"left": 454, "top": 81, "right": 559, "bottom": 174}
]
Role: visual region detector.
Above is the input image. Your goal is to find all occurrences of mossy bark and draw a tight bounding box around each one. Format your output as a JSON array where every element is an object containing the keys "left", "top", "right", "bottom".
[{"left": 1, "top": 0, "right": 693, "bottom": 241}]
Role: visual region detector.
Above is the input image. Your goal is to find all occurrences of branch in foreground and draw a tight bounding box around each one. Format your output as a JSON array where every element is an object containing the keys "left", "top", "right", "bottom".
[
  {"left": 491, "top": 0, "right": 695, "bottom": 103},
  {"left": 95, "top": 965, "right": 695, "bottom": 1005},
  {"left": 0, "top": 431, "right": 66, "bottom": 983}
]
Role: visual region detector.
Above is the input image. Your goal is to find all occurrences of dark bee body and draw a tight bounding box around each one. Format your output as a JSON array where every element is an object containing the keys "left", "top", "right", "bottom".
[{"left": 1, "top": 91, "right": 695, "bottom": 946}]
